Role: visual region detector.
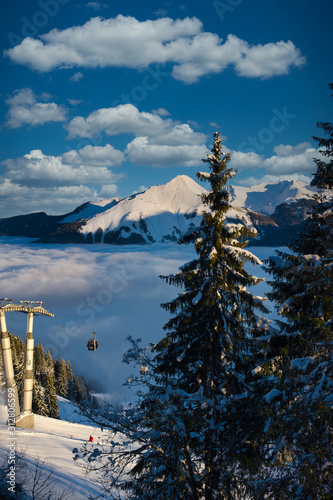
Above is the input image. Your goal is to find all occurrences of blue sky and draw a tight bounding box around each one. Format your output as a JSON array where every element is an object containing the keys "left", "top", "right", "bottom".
[{"left": 0, "top": 0, "right": 332, "bottom": 217}]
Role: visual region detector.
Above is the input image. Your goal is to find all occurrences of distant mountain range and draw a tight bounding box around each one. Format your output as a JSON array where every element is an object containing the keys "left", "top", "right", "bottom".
[{"left": 0, "top": 175, "right": 321, "bottom": 246}]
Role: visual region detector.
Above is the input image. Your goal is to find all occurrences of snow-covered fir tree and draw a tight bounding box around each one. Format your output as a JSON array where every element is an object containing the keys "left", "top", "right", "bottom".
[
  {"left": 34, "top": 343, "right": 46, "bottom": 382},
  {"left": 259, "top": 84, "right": 333, "bottom": 498},
  {"left": 44, "top": 372, "right": 59, "bottom": 419},
  {"left": 78, "top": 132, "right": 270, "bottom": 499},
  {"left": 45, "top": 349, "right": 54, "bottom": 376},
  {"left": 10, "top": 334, "right": 25, "bottom": 401},
  {"left": 32, "top": 378, "right": 48, "bottom": 417},
  {"left": 55, "top": 358, "right": 69, "bottom": 398}
]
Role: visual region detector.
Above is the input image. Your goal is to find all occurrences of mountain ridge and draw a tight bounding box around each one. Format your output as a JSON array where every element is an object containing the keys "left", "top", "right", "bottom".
[{"left": 0, "top": 175, "right": 321, "bottom": 246}]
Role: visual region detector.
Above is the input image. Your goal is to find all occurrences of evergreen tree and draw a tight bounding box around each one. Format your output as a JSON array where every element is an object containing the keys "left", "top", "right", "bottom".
[
  {"left": 72, "top": 375, "right": 88, "bottom": 402},
  {"left": 10, "top": 334, "right": 25, "bottom": 401},
  {"left": 79, "top": 132, "right": 269, "bottom": 498},
  {"left": 55, "top": 358, "right": 69, "bottom": 398},
  {"left": 44, "top": 349, "right": 54, "bottom": 375},
  {"left": 260, "top": 84, "right": 333, "bottom": 498},
  {"left": 311, "top": 83, "right": 333, "bottom": 191},
  {"left": 44, "top": 373, "right": 59, "bottom": 419},
  {"left": 32, "top": 379, "right": 48, "bottom": 416},
  {"left": 66, "top": 360, "right": 73, "bottom": 384},
  {"left": 33, "top": 343, "right": 45, "bottom": 383}
]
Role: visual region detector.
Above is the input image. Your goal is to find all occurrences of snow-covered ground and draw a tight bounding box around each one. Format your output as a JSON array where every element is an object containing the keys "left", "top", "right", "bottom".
[{"left": 0, "top": 394, "right": 109, "bottom": 499}]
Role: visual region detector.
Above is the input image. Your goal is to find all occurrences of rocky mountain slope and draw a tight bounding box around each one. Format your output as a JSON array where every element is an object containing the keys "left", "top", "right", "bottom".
[{"left": 0, "top": 175, "right": 321, "bottom": 246}]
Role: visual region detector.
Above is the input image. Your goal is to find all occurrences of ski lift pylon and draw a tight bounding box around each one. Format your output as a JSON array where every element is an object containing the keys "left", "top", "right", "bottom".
[{"left": 87, "top": 332, "right": 99, "bottom": 351}]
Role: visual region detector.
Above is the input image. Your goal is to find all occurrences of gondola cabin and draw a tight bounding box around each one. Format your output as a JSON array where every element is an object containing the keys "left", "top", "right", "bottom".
[{"left": 87, "top": 333, "right": 99, "bottom": 351}]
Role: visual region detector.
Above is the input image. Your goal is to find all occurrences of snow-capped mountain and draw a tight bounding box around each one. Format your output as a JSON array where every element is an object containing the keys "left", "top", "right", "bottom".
[
  {"left": 227, "top": 180, "right": 318, "bottom": 215},
  {"left": 66, "top": 175, "right": 253, "bottom": 244},
  {"left": 0, "top": 175, "right": 321, "bottom": 246}
]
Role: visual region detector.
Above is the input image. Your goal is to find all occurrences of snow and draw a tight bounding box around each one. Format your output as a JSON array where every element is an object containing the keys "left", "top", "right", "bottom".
[
  {"left": 62, "top": 198, "right": 120, "bottom": 223},
  {"left": 0, "top": 394, "right": 110, "bottom": 499},
  {"left": 198, "top": 171, "right": 211, "bottom": 179},
  {"left": 208, "top": 247, "right": 217, "bottom": 260},
  {"left": 290, "top": 357, "right": 315, "bottom": 371},
  {"left": 264, "top": 389, "right": 281, "bottom": 403},
  {"left": 58, "top": 175, "right": 259, "bottom": 243},
  {"left": 81, "top": 175, "right": 208, "bottom": 237},
  {"left": 227, "top": 179, "right": 319, "bottom": 215},
  {"left": 224, "top": 245, "right": 263, "bottom": 266}
]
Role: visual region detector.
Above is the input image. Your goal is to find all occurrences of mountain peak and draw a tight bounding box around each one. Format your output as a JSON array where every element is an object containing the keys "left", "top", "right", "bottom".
[{"left": 0, "top": 176, "right": 321, "bottom": 246}]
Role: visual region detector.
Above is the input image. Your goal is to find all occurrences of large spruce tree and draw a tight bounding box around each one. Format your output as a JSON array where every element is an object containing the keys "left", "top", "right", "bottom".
[
  {"left": 79, "top": 132, "right": 270, "bottom": 498},
  {"left": 261, "top": 84, "right": 333, "bottom": 498},
  {"left": 151, "top": 131, "right": 269, "bottom": 498}
]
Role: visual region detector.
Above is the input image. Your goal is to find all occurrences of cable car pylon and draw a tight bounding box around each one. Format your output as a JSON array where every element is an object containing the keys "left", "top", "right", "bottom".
[{"left": 0, "top": 299, "right": 54, "bottom": 429}]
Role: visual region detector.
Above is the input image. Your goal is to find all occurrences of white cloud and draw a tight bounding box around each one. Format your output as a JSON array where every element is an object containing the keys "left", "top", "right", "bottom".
[
  {"left": 132, "top": 185, "right": 148, "bottom": 195},
  {"left": 228, "top": 37, "right": 306, "bottom": 79},
  {"left": 150, "top": 124, "right": 207, "bottom": 146},
  {"left": 237, "top": 174, "right": 313, "bottom": 187},
  {"left": 151, "top": 108, "right": 171, "bottom": 116},
  {"left": 65, "top": 104, "right": 172, "bottom": 139},
  {"left": 231, "top": 150, "right": 263, "bottom": 170},
  {"left": 263, "top": 143, "right": 320, "bottom": 174},
  {"left": 0, "top": 178, "right": 107, "bottom": 216},
  {"left": 272, "top": 142, "right": 312, "bottom": 157},
  {"left": 87, "top": 2, "right": 103, "bottom": 11},
  {"left": 5, "top": 88, "right": 67, "bottom": 129},
  {"left": 68, "top": 98, "right": 83, "bottom": 106},
  {"left": 229, "top": 142, "right": 323, "bottom": 179},
  {"left": 62, "top": 144, "right": 125, "bottom": 167},
  {"left": 70, "top": 71, "right": 84, "bottom": 82},
  {"left": 154, "top": 9, "right": 168, "bottom": 17},
  {"left": 3, "top": 148, "right": 124, "bottom": 188},
  {"left": 65, "top": 104, "right": 207, "bottom": 147},
  {"left": 126, "top": 136, "right": 209, "bottom": 167},
  {"left": 4, "top": 16, "right": 306, "bottom": 83}
]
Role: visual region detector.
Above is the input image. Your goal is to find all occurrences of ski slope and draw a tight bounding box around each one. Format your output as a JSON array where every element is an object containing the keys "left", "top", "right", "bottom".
[{"left": 0, "top": 395, "right": 109, "bottom": 499}]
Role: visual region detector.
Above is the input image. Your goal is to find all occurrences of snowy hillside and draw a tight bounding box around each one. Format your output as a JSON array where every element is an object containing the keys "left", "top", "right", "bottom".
[
  {"left": 0, "top": 394, "right": 110, "bottom": 499},
  {"left": 227, "top": 180, "right": 318, "bottom": 215}
]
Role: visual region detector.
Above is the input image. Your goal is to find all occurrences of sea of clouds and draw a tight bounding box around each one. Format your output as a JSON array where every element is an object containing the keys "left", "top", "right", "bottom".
[{"left": 0, "top": 237, "right": 278, "bottom": 400}]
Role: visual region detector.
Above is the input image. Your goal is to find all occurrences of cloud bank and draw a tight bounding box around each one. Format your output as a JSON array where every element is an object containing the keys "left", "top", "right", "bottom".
[
  {"left": 231, "top": 142, "right": 321, "bottom": 184},
  {"left": 4, "top": 15, "right": 306, "bottom": 83},
  {"left": 0, "top": 145, "right": 124, "bottom": 215},
  {"left": 1, "top": 96, "right": 321, "bottom": 217},
  {"left": 65, "top": 104, "right": 210, "bottom": 167},
  {"left": 0, "top": 239, "right": 195, "bottom": 397}
]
